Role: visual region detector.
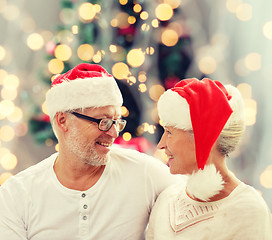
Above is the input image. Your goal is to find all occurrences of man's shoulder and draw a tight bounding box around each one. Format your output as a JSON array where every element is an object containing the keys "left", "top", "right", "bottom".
[{"left": 1, "top": 153, "right": 57, "bottom": 188}]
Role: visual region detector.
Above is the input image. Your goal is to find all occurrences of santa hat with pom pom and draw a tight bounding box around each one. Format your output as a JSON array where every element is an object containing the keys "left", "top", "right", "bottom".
[
  {"left": 45, "top": 63, "right": 123, "bottom": 119},
  {"left": 157, "top": 78, "right": 245, "bottom": 201}
]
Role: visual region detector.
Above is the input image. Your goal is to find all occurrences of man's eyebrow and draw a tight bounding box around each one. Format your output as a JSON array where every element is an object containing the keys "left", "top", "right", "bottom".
[{"left": 97, "top": 113, "right": 121, "bottom": 119}]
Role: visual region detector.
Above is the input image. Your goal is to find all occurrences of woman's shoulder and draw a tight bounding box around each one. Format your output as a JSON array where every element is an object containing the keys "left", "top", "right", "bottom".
[{"left": 223, "top": 182, "right": 271, "bottom": 217}]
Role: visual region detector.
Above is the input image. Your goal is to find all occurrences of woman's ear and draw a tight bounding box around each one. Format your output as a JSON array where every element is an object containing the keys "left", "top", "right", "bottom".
[{"left": 55, "top": 112, "right": 69, "bottom": 132}]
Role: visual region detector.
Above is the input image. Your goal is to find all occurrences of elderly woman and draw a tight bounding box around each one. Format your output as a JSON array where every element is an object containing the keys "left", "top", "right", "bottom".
[{"left": 146, "top": 78, "right": 272, "bottom": 239}]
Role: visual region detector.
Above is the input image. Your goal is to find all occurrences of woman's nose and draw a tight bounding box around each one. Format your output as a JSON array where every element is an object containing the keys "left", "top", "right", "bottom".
[{"left": 157, "top": 132, "right": 166, "bottom": 149}]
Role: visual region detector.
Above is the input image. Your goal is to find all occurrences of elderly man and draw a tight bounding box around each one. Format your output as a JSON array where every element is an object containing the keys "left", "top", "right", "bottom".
[{"left": 0, "top": 63, "right": 180, "bottom": 240}]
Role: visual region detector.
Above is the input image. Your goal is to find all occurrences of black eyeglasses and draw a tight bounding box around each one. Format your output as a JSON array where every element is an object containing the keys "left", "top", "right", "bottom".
[{"left": 71, "top": 112, "right": 127, "bottom": 132}]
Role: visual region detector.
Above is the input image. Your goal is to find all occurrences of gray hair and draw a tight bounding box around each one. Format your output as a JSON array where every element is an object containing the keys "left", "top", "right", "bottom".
[{"left": 216, "top": 120, "right": 245, "bottom": 156}]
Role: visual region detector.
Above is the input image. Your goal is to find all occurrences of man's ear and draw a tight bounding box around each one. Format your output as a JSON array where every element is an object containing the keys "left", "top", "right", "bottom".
[{"left": 55, "top": 112, "right": 69, "bottom": 132}]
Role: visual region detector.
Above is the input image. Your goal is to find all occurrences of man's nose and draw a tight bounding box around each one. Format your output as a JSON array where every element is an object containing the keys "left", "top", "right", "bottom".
[{"left": 105, "top": 123, "right": 119, "bottom": 139}]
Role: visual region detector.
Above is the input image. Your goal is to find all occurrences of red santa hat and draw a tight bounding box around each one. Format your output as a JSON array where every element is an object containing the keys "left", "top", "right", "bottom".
[
  {"left": 46, "top": 63, "right": 123, "bottom": 119},
  {"left": 157, "top": 78, "right": 245, "bottom": 201}
]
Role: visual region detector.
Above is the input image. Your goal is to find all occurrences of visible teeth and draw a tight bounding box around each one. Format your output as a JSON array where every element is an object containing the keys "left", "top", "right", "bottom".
[{"left": 98, "top": 142, "right": 111, "bottom": 147}]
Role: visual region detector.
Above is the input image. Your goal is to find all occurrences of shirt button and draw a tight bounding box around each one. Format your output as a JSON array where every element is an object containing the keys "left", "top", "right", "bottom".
[
  {"left": 83, "top": 204, "right": 88, "bottom": 209},
  {"left": 81, "top": 193, "right": 86, "bottom": 198},
  {"left": 83, "top": 216, "right": 87, "bottom": 220}
]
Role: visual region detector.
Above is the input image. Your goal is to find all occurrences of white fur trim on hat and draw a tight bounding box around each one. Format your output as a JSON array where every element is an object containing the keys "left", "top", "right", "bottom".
[
  {"left": 224, "top": 85, "right": 245, "bottom": 128},
  {"left": 186, "top": 164, "right": 225, "bottom": 201},
  {"left": 157, "top": 84, "right": 245, "bottom": 130},
  {"left": 157, "top": 89, "right": 192, "bottom": 130},
  {"left": 46, "top": 76, "right": 123, "bottom": 119}
]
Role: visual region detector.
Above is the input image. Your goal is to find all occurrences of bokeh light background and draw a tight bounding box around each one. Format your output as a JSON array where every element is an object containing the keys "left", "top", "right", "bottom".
[{"left": 0, "top": 0, "right": 271, "bottom": 208}]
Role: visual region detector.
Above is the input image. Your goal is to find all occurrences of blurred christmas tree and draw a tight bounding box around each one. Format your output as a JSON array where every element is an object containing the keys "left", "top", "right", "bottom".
[{"left": 29, "top": 0, "right": 193, "bottom": 152}]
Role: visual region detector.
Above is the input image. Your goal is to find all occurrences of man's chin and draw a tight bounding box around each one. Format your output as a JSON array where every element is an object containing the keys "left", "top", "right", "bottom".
[{"left": 85, "top": 152, "right": 109, "bottom": 166}]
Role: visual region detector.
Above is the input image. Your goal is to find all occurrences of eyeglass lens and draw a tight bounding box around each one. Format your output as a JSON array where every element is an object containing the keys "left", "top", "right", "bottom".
[{"left": 99, "top": 119, "right": 126, "bottom": 132}]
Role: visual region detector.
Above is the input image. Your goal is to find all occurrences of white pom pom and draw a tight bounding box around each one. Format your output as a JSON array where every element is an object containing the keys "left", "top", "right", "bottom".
[{"left": 186, "top": 164, "right": 225, "bottom": 201}]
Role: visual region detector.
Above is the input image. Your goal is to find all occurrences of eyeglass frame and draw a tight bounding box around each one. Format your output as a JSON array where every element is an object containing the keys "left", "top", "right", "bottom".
[{"left": 71, "top": 111, "right": 127, "bottom": 132}]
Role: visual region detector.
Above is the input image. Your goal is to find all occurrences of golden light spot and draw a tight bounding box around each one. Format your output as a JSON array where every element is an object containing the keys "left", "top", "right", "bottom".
[
  {"left": 121, "top": 106, "right": 129, "bottom": 117},
  {"left": 237, "top": 83, "right": 252, "bottom": 99},
  {"left": 198, "top": 56, "right": 217, "bottom": 74},
  {"left": 93, "top": 53, "right": 102, "bottom": 63},
  {"left": 127, "top": 76, "right": 137, "bottom": 85},
  {"left": 146, "top": 47, "right": 155, "bottom": 55},
  {"left": 0, "top": 147, "right": 10, "bottom": 157},
  {"left": 1, "top": 152, "right": 17, "bottom": 170},
  {"left": 0, "top": 69, "right": 8, "bottom": 85},
  {"left": 111, "top": 18, "right": 118, "bottom": 27},
  {"left": 244, "top": 98, "right": 257, "bottom": 126},
  {"left": 115, "top": 12, "right": 130, "bottom": 29},
  {"left": 127, "top": 49, "right": 145, "bottom": 68},
  {"left": 161, "top": 29, "right": 179, "bottom": 47},
  {"left": 147, "top": 125, "right": 156, "bottom": 134},
  {"left": 133, "top": 4, "right": 142, "bottom": 13},
  {"left": 48, "top": 58, "right": 64, "bottom": 74},
  {"left": 1, "top": 87, "right": 17, "bottom": 101},
  {"left": 55, "top": 143, "right": 59, "bottom": 152},
  {"left": 94, "top": 4, "right": 101, "bottom": 13},
  {"left": 260, "top": 166, "right": 272, "bottom": 189},
  {"left": 0, "top": 0, "right": 7, "bottom": 14},
  {"left": 151, "top": 19, "right": 159, "bottom": 28},
  {"left": 78, "top": 2, "right": 96, "bottom": 22},
  {"left": 109, "top": 45, "right": 117, "bottom": 53},
  {"left": 119, "top": 0, "right": 128, "bottom": 5},
  {"left": 0, "top": 45, "right": 6, "bottom": 61},
  {"left": 77, "top": 44, "right": 94, "bottom": 61},
  {"left": 7, "top": 107, "right": 23, "bottom": 122},
  {"left": 27, "top": 33, "right": 44, "bottom": 51},
  {"left": 245, "top": 53, "right": 261, "bottom": 71},
  {"left": 234, "top": 59, "right": 250, "bottom": 77},
  {"left": 155, "top": 3, "right": 173, "bottom": 21},
  {"left": 138, "top": 71, "right": 147, "bottom": 83},
  {"left": 112, "top": 62, "right": 130, "bottom": 80},
  {"left": 123, "top": 132, "right": 132, "bottom": 141},
  {"left": 226, "top": 0, "right": 243, "bottom": 13},
  {"left": 3, "top": 74, "right": 20, "bottom": 89},
  {"left": 149, "top": 84, "right": 165, "bottom": 101},
  {"left": 41, "top": 101, "right": 48, "bottom": 115},
  {"left": 141, "top": 23, "right": 150, "bottom": 32},
  {"left": 159, "top": 119, "right": 164, "bottom": 126},
  {"left": 0, "top": 172, "right": 13, "bottom": 185},
  {"left": 54, "top": 44, "right": 72, "bottom": 61},
  {"left": 128, "top": 16, "right": 136, "bottom": 24},
  {"left": 138, "top": 83, "right": 147, "bottom": 93},
  {"left": 0, "top": 126, "right": 15, "bottom": 142},
  {"left": 140, "top": 11, "right": 149, "bottom": 20},
  {"left": 72, "top": 25, "right": 79, "bottom": 34},
  {"left": 2, "top": 4, "right": 20, "bottom": 21},
  {"left": 236, "top": 3, "right": 252, "bottom": 21},
  {"left": 0, "top": 100, "right": 15, "bottom": 116},
  {"left": 45, "top": 138, "right": 54, "bottom": 147},
  {"left": 163, "top": 0, "right": 181, "bottom": 9},
  {"left": 263, "top": 21, "right": 272, "bottom": 40}
]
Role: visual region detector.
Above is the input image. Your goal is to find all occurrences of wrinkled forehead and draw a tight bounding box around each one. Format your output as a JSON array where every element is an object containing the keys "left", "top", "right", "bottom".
[{"left": 82, "top": 106, "right": 121, "bottom": 118}]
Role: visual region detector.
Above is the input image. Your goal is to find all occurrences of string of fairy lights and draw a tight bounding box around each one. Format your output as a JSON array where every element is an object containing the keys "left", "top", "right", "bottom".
[{"left": 0, "top": 0, "right": 272, "bottom": 195}]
